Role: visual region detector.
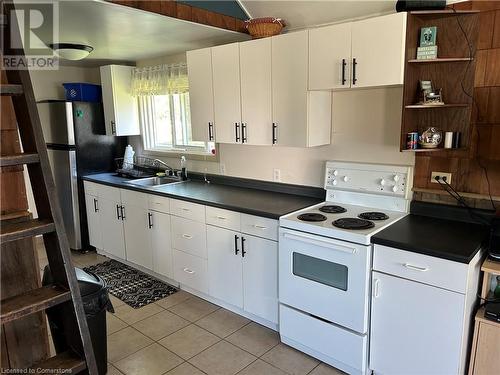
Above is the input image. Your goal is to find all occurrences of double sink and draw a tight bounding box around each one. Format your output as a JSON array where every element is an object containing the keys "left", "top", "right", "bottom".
[{"left": 124, "top": 175, "right": 185, "bottom": 188}]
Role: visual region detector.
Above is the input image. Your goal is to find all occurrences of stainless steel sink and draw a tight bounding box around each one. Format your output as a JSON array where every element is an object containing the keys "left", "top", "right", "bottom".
[{"left": 124, "top": 176, "right": 184, "bottom": 187}]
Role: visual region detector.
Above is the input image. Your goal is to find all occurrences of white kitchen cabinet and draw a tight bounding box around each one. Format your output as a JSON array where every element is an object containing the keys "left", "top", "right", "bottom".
[
  {"left": 242, "top": 234, "right": 278, "bottom": 323},
  {"left": 211, "top": 43, "right": 242, "bottom": 144},
  {"left": 84, "top": 193, "right": 102, "bottom": 249},
  {"left": 309, "top": 22, "right": 352, "bottom": 90},
  {"left": 240, "top": 38, "right": 273, "bottom": 145},
  {"left": 207, "top": 226, "right": 243, "bottom": 308},
  {"left": 122, "top": 203, "right": 152, "bottom": 270},
  {"left": 98, "top": 196, "right": 126, "bottom": 259},
  {"left": 351, "top": 13, "right": 406, "bottom": 88},
  {"left": 187, "top": 48, "right": 215, "bottom": 142},
  {"left": 150, "top": 211, "right": 173, "bottom": 279},
  {"left": 100, "top": 65, "right": 139, "bottom": 136},
  {"left": 370, "top": 271, "right": 464, "bottom": 375},
  {"left": 272, "top": 31, "right": 331, "bottom": 147}
]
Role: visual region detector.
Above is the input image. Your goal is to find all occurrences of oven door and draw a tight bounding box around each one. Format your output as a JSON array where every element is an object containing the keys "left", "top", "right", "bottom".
[{"left": 279, "top": 228, "right": 371, "bottom": 334}]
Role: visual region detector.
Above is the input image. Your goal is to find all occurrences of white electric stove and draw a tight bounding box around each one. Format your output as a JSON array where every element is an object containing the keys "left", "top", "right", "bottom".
[{"left": 278, "top": 161, "right": 413, "bottom": 375}]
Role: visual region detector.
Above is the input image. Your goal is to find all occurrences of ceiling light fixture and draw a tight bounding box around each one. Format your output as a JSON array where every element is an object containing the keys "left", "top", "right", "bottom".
[{"left": 49, "top": 43, "right": 94, "bottom": 60}]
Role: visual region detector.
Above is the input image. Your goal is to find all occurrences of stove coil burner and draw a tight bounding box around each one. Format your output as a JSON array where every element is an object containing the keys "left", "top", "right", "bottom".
[
  {"left": 333, "top": 218, "right": 375, "bottom": 230},
  {"left": 358, "top": 212, "right": 389, "bottom": 221},
  {"left": 319, "top": 205, "right": 347, "bottom": 214},
  {"left": 297, "top": 213, "right": 328, "bottom": 222}
]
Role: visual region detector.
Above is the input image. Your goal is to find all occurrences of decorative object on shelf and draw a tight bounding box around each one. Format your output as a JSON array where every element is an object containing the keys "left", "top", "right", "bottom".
[
  {"left": 419, "top": 80, "right": 444, "bottom": 105},
  {"left": 417, "top": 26, "right": 438, "bottom": 59},
  {"left": 419, "top": 127, "right": 442, "bottom": 148},
  {"left": 494, "top": 276, "right": 500, "bottom": 299},
  {"left": 407, "top": 132, "right": 419, "bottom": 149},
  {"left": 452, "top": 132, "right": 461, "bottom": 148},
  {"left": 444, "top": 132, "right": 453, "bottom": 149},
  {"left": 395, "top": 0, "right": 446, "bottom": 12},
  {"left": 245, "top": 17, "right": 286, "bottom": 39}
]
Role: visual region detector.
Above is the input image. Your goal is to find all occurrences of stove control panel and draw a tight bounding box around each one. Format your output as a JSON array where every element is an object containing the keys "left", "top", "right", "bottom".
[{"left": 324, "top": 161, "right": 413, "bottom": 198}]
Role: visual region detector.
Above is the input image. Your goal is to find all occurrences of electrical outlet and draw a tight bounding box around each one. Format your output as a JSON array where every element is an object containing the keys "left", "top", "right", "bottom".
[
  {"left": 219, "top": 163, "right": 226, "bottom": 175},
  {"left": 273, "top": 168, "right": 281, "bottom": 182},
  {"left": 431, "top": 171, "right": 452, "bottom": 184}
]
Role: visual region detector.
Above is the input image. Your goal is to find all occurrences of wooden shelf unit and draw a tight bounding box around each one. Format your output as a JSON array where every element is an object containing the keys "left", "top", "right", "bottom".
[
  {"left": 468, "top": 258, "right": 500, "bottom": 374},
  {"left": 400, "top": 11, "right": 479, "bottom": 152}
]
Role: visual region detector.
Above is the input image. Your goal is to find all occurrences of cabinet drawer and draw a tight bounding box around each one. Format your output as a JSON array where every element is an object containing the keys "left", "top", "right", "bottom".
[
  {"left": 206, "top": 206, "right": 241, "bottom": 231},
  {"left": 120, "top": 189, "right": 149, "bottom": 208},
  {"left": 280, "top": 304, "right": 367, "bottom": 373},
  {"left": 83, "top": 181, "right": 99, "bottom": 196},
  {"left": 170, "top": 199, "right": 205, "bottom": 222},
  {"left": 173, "top": 249, "right": 208, "bottom": 294},
  {"left": 95, "top": 183, "right": 121, "bottom": 202},
  {"left": 241, "top": 214, "right": 278, "bottom": 241},
  {"left": 373, "top": 245, "right": 468, "bottom": 293},
  {"left": 171, "top": 216, "right": 207, "bottom": 258},
  {"left": 149, "top": 195, "right": 170, "bottom": 214}
]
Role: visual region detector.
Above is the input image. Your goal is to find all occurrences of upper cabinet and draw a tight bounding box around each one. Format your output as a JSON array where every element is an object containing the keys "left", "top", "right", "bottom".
[
  {"left": 186, "top": 48, "right": 215, "bottom": 143},
  {"left": 100, "top": 65, "right": 140, "bottom": 136},
  {"left": 212, "top": 43, "right": 242, "bottom": 144},
  {"left": 309, "top": 12, "right": 406, "bottom": 90}
]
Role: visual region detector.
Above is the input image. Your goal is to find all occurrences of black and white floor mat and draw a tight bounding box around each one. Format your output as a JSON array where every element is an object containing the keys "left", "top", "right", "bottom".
[{"left": 84, "top": 260, "right": 178, "bottom": 309}]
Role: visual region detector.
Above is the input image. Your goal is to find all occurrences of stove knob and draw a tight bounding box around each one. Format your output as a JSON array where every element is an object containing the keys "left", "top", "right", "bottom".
[
  {"left": 332, "top": 179, "right": 338, "bottom": 186},
  {"left": 343, "top": 176, "right": 349, "bottom": 182},
  {"left": 393, "top": 175, "right": 400, "bottom": 182},
  {"left": 380, "top": 178, "right": 386, "bottom": 186},
  {"left": 333, "top": 170, "right": 339, "bottom": 176},
  {"left": 392, "top": 185, "right": 398, "bottom": 193}
]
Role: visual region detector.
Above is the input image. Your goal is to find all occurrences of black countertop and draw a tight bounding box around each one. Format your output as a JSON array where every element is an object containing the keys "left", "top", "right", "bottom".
[
  {"left": 82, "top": 173, "right": 323, "bottom": 219},
  {"left": 372, "top": 209, "right": 491, "bottom": 264}
]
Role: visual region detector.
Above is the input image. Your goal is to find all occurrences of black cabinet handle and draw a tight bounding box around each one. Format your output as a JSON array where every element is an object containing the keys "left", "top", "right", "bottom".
[
  {"left": 241, "top": 123, "right": 247, "bottom": 143},
  {"left": 208, "top": 122, "right": 214, "bottom": 141},
  {"left": 272, "top": 123, "right": 277, "bottom": 145},
  {"left": 352, "top": 58, "right": 357, "bottom": 85},
  {"left": 94, "top": 198, "right": 98, "bottom": 212},
  {"left": 234, "top": 234, "right": 240, "bottom": 255},
  {"left": 241, "top": 236, "right": 246, "bottom": 257},
  {"left": 120, "top": 205, "right": 125, "bottom": 220},
  {"left": 116, "top": 204, "right": 121, "bottom": 220},
  {"left": 341, "top": 59, "right": 347, "bottom": 85},
  {"left": 148, "top": 212, "right": 153, "bottom": 229},
  {"left": 235, "top": 122, "right": 240, "bottom": 142}
]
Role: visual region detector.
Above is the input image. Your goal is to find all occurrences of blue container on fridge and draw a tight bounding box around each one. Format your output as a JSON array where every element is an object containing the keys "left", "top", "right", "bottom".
[{"left": 63, "top": 83, "right": 102, "bottom": 102}]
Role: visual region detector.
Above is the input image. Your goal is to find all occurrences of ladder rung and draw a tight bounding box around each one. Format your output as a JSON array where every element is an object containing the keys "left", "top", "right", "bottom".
[
  {"left": 0, "top": 153, "right": 39, "bottom": 166},
  {"left": 1, "top": 284, "right": 71, "bottom": 324},
  {"left": 0, "top": 218, "right": 55, "bottom": 243},
  {"left": 0, "top": 84, "right": 23, "bottom": 96},
  {"left": 29, "top": 351, "right": 86, "bottom": 373}
]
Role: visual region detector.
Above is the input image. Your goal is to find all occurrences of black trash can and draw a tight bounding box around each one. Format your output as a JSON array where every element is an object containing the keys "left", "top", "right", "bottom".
[{"left": 43, "top": 266, "right": 113, "bottom": 375}]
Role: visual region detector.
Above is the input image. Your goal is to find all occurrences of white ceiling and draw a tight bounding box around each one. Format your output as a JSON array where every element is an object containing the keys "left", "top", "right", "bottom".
[
  {"left": 241, "top": 0, "right": 397, "bottom": 30},
  {"left": 20, "top": 0, "right": 249, "bottom": 66}
]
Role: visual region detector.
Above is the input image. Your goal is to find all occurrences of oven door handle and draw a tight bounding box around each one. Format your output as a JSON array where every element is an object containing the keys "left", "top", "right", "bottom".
[{"left": 282, "top": 232, "right": 357, "bottom": 254}]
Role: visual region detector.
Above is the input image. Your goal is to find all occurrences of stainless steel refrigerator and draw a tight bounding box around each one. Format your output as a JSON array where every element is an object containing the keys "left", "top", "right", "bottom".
[{"left": 37, "top": 100, "right": 126, "bottom": 251}]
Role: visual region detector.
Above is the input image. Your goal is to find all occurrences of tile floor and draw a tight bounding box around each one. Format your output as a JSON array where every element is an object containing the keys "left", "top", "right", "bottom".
[{"left": 37, "top": 241, "right": 344, "bottom": 375}]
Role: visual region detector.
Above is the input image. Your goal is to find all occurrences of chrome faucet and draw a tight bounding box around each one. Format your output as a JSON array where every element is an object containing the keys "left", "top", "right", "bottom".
[{"left": 153, "top": 159, "right": 174, "bottom": 174}]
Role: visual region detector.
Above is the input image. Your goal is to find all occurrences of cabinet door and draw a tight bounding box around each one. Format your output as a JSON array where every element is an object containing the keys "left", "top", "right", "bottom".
[
  {"left": 212, "top": 43, "right": 242, "bottom": 144},
  {"left": 150, "top": 211, "right": 173, "bottom": 279},
  {"left": 240, "top": 38, "right": 272, "bottom": 145},
  {"left": 100, "top": 65, "right": 139, "bottom": 136},
  {"left": 207, "top": 226, "right": 243, "bottom": 308},
  {"left": 242, "top": 235, "right": 278, "bottom": 324},
  {"left": 187, "top": 48, "right": 215, "bottom": 142},
  {"left": 272, "top": 31, "right": 308, "bottom": 147},
  {"left": 351, "top": 13, "right": 406, "bottom": 88},
  {"left": 309, "top": 23, "right": 352, "bottom": 90},
  {"left": 99, "top": 198, "right": 126, "bottom": 259},
  {"left": 85, "top": 194, "right": 102, "bottom": 249},
  {"left": 370, "top": 271, "right": 464, "bottom": 375},
  {"left": 122, "top": 204, "right": 152, "bottom": 269}
]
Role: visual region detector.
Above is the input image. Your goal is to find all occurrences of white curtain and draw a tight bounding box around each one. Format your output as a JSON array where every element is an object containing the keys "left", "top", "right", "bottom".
[{"left": 131, "top": 63, "right": 188, "bottom": 96}]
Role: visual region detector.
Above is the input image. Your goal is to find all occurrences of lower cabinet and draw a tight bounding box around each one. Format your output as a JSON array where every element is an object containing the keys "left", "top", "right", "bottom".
[
  {"left": 99, "top": 196, "right": 126, "bottom": 260},
  {"left": 173, "top": 249, "right": 209, "bottom": 294},
  {"left": 207, "top": 224, "right": 278, "bottom": 324},
  {"left": 123, "top": 203, "right": 152, "bottom": 270},
  {"left": 84, "top": 192, "right": 102, "bottom": 249},
  {"left": 151, "top": 211, "right": 173, "bottom": 279}
]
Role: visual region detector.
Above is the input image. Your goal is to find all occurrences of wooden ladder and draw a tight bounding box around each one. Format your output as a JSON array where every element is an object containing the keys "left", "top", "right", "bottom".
[{"left": 1, "top": 2, "right": 98, "bottom": 374}]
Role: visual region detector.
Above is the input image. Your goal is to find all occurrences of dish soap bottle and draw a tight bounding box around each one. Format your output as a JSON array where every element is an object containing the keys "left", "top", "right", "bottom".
[{"left": 180, "top": 155, "right": 187, "bottom": 181}]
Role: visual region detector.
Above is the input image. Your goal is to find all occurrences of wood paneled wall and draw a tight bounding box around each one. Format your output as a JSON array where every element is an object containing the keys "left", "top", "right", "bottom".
[{"left": 413, "top": 1, "right": 500, "bottom": 209}]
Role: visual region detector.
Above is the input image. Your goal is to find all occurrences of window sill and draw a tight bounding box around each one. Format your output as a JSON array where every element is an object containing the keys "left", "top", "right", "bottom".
[{"left": 142, "top": 148, "right": 218, "bottom": 162}]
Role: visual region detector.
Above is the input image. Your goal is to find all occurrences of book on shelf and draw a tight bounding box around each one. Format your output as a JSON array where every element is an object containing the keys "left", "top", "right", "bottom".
[{"left": 417, "top": 45, "right": 438, "bottom": 60}]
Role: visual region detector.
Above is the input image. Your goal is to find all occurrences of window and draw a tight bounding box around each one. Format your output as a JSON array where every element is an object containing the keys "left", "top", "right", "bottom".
[{"left": 132, "top": 63, "right": 214, "bottom": 155}]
